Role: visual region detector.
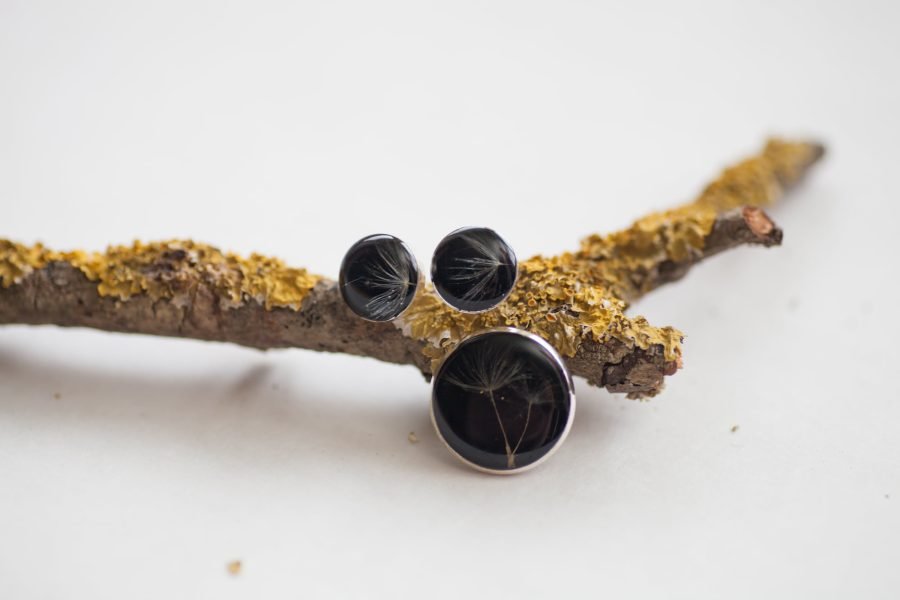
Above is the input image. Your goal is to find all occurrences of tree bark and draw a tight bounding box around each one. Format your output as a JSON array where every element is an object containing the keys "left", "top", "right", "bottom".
[{"left": 0, "top": 139, "right": 824, "bottom": 397}]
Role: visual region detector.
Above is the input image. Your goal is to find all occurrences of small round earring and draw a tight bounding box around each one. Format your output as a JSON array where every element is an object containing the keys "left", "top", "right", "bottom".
[
  {"left": 339, "top": 234, "right": 420, "bottom": 322},
  {"left": 430, "top": 328, "right": 575, "bottom": 474},
  {"left": 430, "top": 227, "right": 517, "bottom": 313}
]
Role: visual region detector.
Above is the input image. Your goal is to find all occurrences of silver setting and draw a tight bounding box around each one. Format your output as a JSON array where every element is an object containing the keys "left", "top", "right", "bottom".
[
  {"left": 339, "top": 233, "right": 420, "bottom": 323},
  {"left": 430, "top": 327, "right": 576, "bottom": 475},
  {"left": 430, "top": 226, "right": 519, "bottom": 315}
]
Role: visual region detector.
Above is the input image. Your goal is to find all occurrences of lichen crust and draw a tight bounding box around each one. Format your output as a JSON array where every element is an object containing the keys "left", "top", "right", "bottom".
[
  {"left": 395, "top": 138, "right": 822, "bottom": 369},
  {"left": 0, "top": 239, "right": 321, "bottom": 310}
]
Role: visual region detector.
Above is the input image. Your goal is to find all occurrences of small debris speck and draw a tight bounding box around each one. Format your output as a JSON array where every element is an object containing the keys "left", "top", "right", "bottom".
[
  {"left": 886, "top": 494, "right": 891, "bottom": 500},
  {"left": 730, "top": 425, "right": 739, "bottom": 433},
  {"left": 227, "top": 560, "right": 242, "bottom": 576},
  {"left": 408, "top": 431, "right": 419, "bottom": 444},
  {"left": 52, "top": 392, "right": 62, "bottom": 400}
]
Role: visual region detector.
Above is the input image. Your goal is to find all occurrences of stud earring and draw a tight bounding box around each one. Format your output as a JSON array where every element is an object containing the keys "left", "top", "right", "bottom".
[
  {"left": 430, "top": 328, "right": 575, "bottom": 474},
  {"left": 430, "top": 227, "right": 517, "bottom": 313},
  {"left": 339, "top": 234, "right": 420, "bottom": 322}
]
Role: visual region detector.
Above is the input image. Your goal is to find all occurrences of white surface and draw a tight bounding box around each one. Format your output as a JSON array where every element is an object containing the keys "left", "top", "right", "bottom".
[{"left": 1, "top": 1, "right": 898, "bottom": 598}]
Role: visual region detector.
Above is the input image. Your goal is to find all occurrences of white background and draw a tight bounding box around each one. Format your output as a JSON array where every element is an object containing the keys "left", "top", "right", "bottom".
[{"left": 1, "top": 1, "right": 898, "bottom": 598}]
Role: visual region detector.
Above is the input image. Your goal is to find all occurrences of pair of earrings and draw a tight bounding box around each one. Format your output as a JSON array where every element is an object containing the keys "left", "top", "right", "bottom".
[
  {"left": 339, "top": 227, "right": 575, "bottom": 475},
  {"left": 339, "top": 226, "right": 518, "bottom": 321}
]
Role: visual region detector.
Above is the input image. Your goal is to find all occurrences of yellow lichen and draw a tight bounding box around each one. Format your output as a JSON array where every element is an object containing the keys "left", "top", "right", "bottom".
[
  {"left": 579, "top": 138, "right": 822, "bottom": 300},
  {"left": 1, "top": 138, "right": 820, "bottom": 383},
  {"left": 0, "top": 239, "right": 321, "bottom": 310},
  {"left": 396, "top": 139, "right": 821, "bottom": 369},
  {"left": 226, "top": 560, "right": 242, "bottom": 576},
  {"left": 0, "top": 240, "right": 48, "bottom": 286},
  {"left": 397, "top": 253, "right": 684, "bottom": 372}
]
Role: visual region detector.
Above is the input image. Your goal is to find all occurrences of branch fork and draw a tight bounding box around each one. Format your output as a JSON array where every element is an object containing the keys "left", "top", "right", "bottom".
[{"left": 0, "top": 139, "right": 824, "bottom": 397}]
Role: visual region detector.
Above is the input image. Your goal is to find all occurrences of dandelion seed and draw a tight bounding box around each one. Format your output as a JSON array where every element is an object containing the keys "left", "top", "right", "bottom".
[
  {"left": 431, "top": 227, "right": 517, "bottom": 312},
  {"left": 432, "top": 330, "right": 574, "bottom": 473},
  {"left": 339, "top": 234, "right": 419, "bottom": 321}
]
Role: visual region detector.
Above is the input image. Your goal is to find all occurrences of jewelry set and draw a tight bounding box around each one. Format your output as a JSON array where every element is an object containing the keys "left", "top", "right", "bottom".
[{"left": 339, "top": 228, "right": 575, "bottom": 474}]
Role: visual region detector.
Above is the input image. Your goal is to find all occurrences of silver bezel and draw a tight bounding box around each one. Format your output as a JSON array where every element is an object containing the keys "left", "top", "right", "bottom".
[
  {"left": 339, "top": 233, "right": 422, "bottom": 323},
  {"left": 430, "top": 327, "right": 576, "bottom": 475},
  {"left": 429, "top": 226, "right": 519, "bottom": 315}
]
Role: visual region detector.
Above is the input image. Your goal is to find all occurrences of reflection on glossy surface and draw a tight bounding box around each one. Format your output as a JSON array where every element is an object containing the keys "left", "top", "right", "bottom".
[
  {"left": 431, "top": 227, "right": 517, "bottom": 313},
  {"left": 340, "top": 234, "right": 419, "bottom": 322},
  {"left": 432, "top": 329, "right": 574, "bottom": 473}
]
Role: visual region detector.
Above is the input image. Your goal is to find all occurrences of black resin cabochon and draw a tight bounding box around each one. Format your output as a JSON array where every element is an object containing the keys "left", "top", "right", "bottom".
[
  {"left": 432, "top": 330, "right": 574, "bottom": 472},
  {"left": 430, "top": 227, "right": 517, "bottom": 313},
  {"left": 339, "top": 234, "right": 419, "bottom": 322}
]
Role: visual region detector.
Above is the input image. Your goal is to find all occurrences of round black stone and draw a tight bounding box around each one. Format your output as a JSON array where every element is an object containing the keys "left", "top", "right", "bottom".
[
  {"left": 430, "top": 227, "right": 517, "bottom": 313},
  {"left": 432, "top": 329, "right": 574, "bottom": 473},
  {"left": 339, "top": 234, "right": 419, "bottom": 322}
]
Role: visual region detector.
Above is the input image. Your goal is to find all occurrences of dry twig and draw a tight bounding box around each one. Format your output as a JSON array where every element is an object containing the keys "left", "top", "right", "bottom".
[{"left": 0, "top": 139, "right": 824, "bottom": 397}]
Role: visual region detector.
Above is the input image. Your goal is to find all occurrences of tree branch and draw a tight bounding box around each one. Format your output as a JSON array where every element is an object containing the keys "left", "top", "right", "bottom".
[{"left": 0, "top": 138, "right": 824, "bottom": 397}]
